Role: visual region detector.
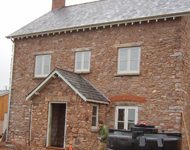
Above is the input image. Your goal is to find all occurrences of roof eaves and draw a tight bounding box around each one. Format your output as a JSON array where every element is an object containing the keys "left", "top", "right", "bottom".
[
  {"left": 86, "top": 99, "right": 109, "bottom": 105},
  {"left": 82, "top": 77, "right": 110, "bottom": 103},
  {"left": 6, "top": 11, "right": 190, "bottom": 40}
]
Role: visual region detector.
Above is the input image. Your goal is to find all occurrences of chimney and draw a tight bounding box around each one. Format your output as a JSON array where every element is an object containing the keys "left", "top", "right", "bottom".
[{"left": 52, "top": 0, "right": 65, "bottom": 10}]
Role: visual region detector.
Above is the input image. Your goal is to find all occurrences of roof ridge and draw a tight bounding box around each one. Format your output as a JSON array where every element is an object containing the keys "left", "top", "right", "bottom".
[
  {"left": 55, "top": 67, "right": 81, "bottom": 76},
  {"left": 65, "top": 0, "right": 102, "bottom": 8}
]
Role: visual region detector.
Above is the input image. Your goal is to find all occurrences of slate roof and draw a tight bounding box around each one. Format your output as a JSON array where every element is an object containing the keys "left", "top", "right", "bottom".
[
  {"left": 0, "top": 90, "right": 9, "bottom": 97},
  {"left": 26, "top": 68, "right": 110, "bottom": 104},
  {"left": 7, "top": 0, "right": 190, "bottom": 38}
]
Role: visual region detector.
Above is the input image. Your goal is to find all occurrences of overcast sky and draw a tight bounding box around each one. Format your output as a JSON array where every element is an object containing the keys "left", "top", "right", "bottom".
[{"left": 0, "top": 0, "right": 99, "bottom": 90}]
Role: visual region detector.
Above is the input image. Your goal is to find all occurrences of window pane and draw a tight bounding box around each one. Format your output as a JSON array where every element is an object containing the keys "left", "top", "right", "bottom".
[
  {"left": 84, "top": 61, "right": 89, "bottom": 69},
  {"left": 92, "top": 117, "right": 96, "bottom": 126},
  {"left": 130, "top": 60, "right": 138, "bottom": 71},
  {"left": 128, "top": 123, "right": 135, "bottom": 130},
  {"left": 131, "top": 49, "right": 139, "bottom": 59},
  {"left": 118, "top": 109, "right": 125, "bottom": 121},
  {"left": 84, "top": 52, "right": 90, "bottom": 61},
  {"left": 76, "top": 62, "right": 81, "bottom": 69},
  {"left": 120, "top": 61, "right": 127, "bottom": 71},
  {"left": 36, "top": 66, "right": 42, "bottom": 75},
  {"left": 77, "top": 53, "right": 82, "bottom": 62},
  {"left": 36, "top": 57, "right": 42, "bottom": 66},
  {"left": 118, "top": 122, "right": 124, "bottom": 129},
  {"left": 44, "top": 66, "right": 50, "bottom": 74},
  {"left": 128, "top": 109, "right": 135, "bottom": 121},
  {"left": 92, "top": 106, "right": 97, "bottom": 115},
  {"left": 120, "top": 50, "right": 128, "bottom": 61},
  {"left": 44, "top": 56, "right": 50, "bottom": 65}
]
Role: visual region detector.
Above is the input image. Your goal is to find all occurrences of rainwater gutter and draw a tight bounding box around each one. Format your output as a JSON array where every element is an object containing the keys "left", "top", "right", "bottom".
[{"left": 6, "top": 39, "right": 15, "bottom": 141}]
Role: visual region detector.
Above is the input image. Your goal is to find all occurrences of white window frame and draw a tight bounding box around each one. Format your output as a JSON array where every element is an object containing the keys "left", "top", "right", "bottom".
[
  {"left": 91, "top": 104, "right": 99, "bottom": 129},
  {"left": 75, "top": 51, "right": 91, "bottom": 73},
  {"left": 117, "top": 47, "right": 141, "bottom": 75},
  {"left": 35, "top": 54, "right": 51, "bottom": 77},
  {"left": 115, "top": 106, "right": 138, "bottom": 130}
]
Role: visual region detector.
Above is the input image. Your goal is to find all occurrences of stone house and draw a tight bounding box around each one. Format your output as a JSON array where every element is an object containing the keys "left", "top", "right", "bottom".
[{"left": 5, "top": 0, "right": 190, "bottom": 149}]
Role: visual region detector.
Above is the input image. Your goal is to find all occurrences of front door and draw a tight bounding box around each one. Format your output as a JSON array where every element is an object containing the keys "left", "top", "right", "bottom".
[{"left": 47, "top": 103, "right": 67, "bottom": 148}]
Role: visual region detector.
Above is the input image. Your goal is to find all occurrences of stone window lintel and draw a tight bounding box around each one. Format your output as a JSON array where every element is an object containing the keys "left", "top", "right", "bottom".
[
  {"left": 33, "top": 51, "right": 54, "bottom": 56},
  {"left": 114, "top": 42, "right": 143, "bottom": 48},
  {"left": 71, "top": 47, "right": 93, "bottom": 52}
]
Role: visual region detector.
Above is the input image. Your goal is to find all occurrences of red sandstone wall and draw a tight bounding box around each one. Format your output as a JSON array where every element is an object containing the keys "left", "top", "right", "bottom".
[
  {"left": 31, "top": 78, "right": 106, "bottom": 149},
  {"left": 8, "top": 17, "right": 187, "bottom": 149},
  {"left": 181, "top": 15, "right": 190, "bottom": 150}
]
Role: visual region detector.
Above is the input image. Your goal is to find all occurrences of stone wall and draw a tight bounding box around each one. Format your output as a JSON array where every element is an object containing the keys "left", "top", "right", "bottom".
[
  {"left": 8, "top": 16, "right": 189, "bottom": 149},
  {"left": 31, "top": 77, "right": 105, "bottom": 150},
  {"left": 181, "top": 15, "right": 190, "bottom": 150}
]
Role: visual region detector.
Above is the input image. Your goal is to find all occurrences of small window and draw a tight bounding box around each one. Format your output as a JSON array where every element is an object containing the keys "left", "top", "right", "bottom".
[
  {"left": 75, "top": 51, "right": 91, "bottom": 72},
  {"left": 115, "top": 106, "right": 138, "bottom": 130},
  {"left": 35, "top": 55, "right": 51, "bottom": 77},
  {"left": 91, "top": 105, "right": 99, "bottom": 129},
  {"left": 118, "top": 47, "right": 141, "bottom": 75}
]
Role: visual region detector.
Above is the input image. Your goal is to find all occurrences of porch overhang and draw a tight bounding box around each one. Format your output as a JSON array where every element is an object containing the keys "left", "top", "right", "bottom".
[{"left": 26, "top": 68, "right": 110, "bottom": 104}]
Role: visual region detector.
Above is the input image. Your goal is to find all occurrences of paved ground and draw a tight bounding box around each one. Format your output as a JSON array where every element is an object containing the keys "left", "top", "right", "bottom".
[
  {"left": 0, "top": 142, "right": 60, "bottom": 150},
  {"left": 0, "top": 142, "right": 39, "bottom": 150}
]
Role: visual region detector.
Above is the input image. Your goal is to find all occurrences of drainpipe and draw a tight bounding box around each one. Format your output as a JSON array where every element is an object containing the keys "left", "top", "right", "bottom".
[
  {"left": 29, "top": 103, "right": 33, "bottom": 144},
  {"left": 6, "top": 38, "right": 15, "bottom": 141}
]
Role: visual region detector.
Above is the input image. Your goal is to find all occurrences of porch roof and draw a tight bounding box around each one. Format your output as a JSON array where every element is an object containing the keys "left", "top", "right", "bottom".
[
  {"left": 26, "top": 68, "right": 110, "bottom": 104},
  {"left": 0, "top": 90, "right": 9, "bottom": 97}
]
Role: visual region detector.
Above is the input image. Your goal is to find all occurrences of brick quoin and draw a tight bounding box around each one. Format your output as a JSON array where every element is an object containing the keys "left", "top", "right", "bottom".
[{"left": 109, "top": 95, "right": 147, "bottom": 103}]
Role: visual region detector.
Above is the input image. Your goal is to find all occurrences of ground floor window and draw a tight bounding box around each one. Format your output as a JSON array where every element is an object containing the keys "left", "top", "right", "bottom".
[
  {"left": 91, "top": 104, "right": 99, "bottom": 129},
  {"left": 115, "top": 106, "right": 138, "bottom": 130}
]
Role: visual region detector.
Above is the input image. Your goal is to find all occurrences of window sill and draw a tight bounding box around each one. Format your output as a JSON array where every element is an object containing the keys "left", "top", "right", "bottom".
[
  {"left": 91, "top": 129, "right": 98, "bottom": 132},
  {"left": 32, "top": 77, "right": 47, "bottom": 80},
  {"left": 114, "top": 72, "right": 140, "bottom": 76},
  {"left": 74, "top": 71, "right": 91, "bottom": 74}
]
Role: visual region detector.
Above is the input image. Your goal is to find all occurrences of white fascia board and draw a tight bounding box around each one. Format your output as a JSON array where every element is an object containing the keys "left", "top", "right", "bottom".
[
  {"left": 56, "top": 71, "right": 87, "bottom": 102},
  {"left": 86, "top": 99, "right": 109, "bottom": 105},
  {"left": 26, "top": 70, "right": 87, "bottom": 102},
  {"left": 25, "top": 71, "right": 57, "bottom": 101}
]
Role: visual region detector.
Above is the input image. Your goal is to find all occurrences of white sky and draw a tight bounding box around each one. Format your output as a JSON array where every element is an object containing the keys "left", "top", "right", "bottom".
[{"left": 0, "top": 0, "right": 99, "bottom": 90}]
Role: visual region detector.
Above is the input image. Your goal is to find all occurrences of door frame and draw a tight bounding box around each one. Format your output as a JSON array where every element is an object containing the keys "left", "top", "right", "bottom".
[{"left": 46, "top": 102, "right": 67, "bottom": 148}]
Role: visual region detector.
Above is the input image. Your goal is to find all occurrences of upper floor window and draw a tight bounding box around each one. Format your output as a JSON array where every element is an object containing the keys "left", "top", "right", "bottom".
[
  {"left": 91, "top": 104, "right": 99, "bottom": 129},
  {"left": 75, "top": 51, "right": 91, "bottom": 73},
  {"left": 115, "top": 106, "right": 138, "bottom": 130},
  {"left": 35, "top": 55, "right": 51, "bottom": 77},
  {"left": 118, "top": 47, "right": 141, "bottom": 75}
]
